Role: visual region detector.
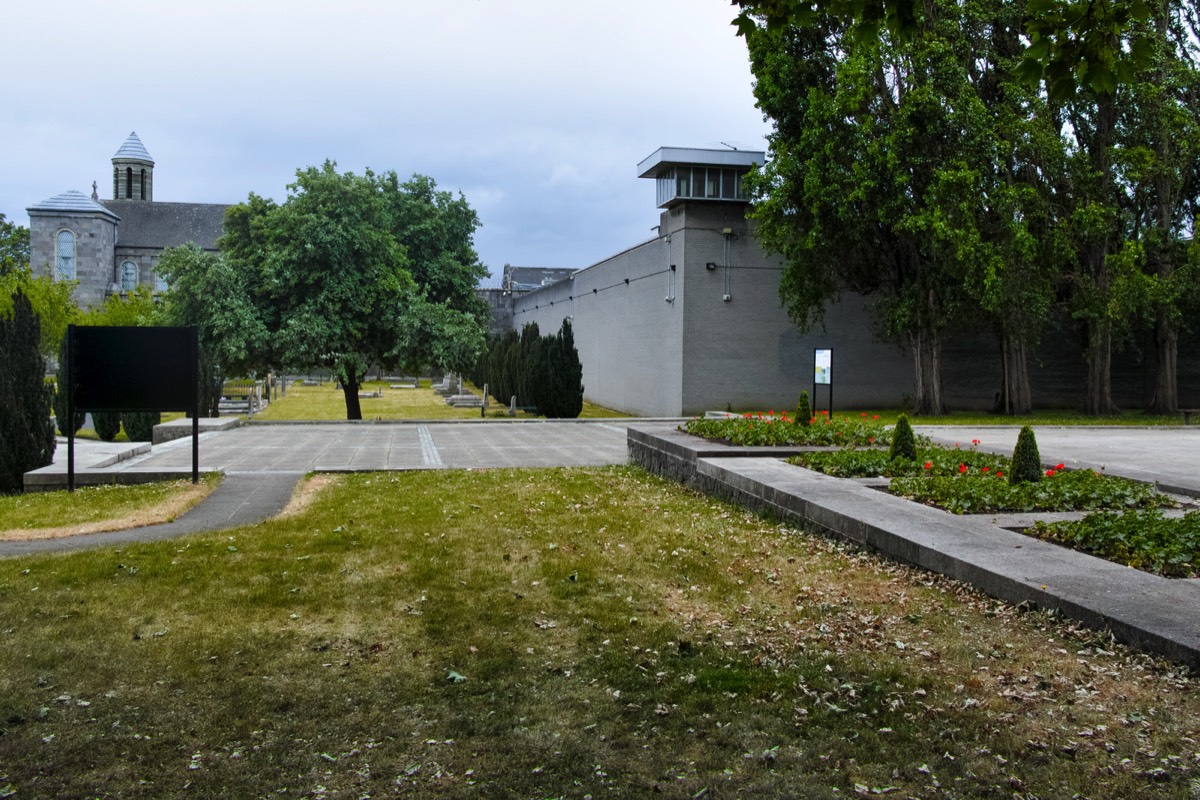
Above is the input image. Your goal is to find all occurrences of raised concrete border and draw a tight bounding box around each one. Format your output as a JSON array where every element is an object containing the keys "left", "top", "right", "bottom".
[
  {"left": 152, "top": 415, "right": 243, "bottom": 444},
  {"left": 629, "top": 423, "right": 1200, "bottom": 668}
]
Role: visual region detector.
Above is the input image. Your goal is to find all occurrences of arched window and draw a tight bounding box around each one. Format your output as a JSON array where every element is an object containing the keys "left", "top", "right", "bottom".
[
  {"left": 140, "top": 169, "right": 146, "bottom": 200},
  {"left": 121, "top": 261, "right": 138, "bottom": 291},
  {"left": 56, "top": 230, "right": 76, "bottom": 280},
  {"left": 126, "top": 167, "right": 133, "bottom": 198},
  {"left": 113, "top": 167, "right": 119, "bottom": 199}
]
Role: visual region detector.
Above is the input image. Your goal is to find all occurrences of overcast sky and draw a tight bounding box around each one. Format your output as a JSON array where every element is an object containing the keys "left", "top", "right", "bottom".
[{"left": 3, "top": 1, "right": 769, "bottom": 285}]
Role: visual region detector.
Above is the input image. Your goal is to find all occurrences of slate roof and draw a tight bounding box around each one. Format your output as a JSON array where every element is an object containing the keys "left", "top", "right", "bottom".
[
  {"left": 101, "top": 200, "right": 228, "bottom": 249},
  {"left": 27, "top": 190, "right": 121, "bottom": 220},
  {"left": 113, "top": 131, "right": 154, "bottom": 164}
]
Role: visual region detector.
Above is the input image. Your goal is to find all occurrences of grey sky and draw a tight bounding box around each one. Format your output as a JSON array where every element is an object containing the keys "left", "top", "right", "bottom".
[{"left": 3, "top": 1, "right": 768, "bottom": 285}]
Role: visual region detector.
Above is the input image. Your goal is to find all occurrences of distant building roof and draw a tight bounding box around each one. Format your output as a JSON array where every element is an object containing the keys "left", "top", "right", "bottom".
[
  {"left": 113, "top": 131, "right": 154, "bottom": 164},
  {"left": 27, "top": 190, "right": 121, "bottom": 221},
  {"left": 637, "top": 147, "right": 765, "bottom": 179},
  {"left": 101, "top": 200, "right": 227, "bottom": 249},
  {"left": 503, "top": 265, "right": 575, "bottom": 292}
]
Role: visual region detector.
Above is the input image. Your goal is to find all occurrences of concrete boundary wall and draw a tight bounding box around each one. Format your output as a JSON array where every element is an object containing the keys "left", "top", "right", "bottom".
[{"left": 628, "top": 423, "right": 1200, "bottom": 667}]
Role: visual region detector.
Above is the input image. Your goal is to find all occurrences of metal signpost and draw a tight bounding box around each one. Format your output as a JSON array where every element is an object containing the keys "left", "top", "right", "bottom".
[{"left": 813, "top": 347, "right": 833, "bottom": 419}]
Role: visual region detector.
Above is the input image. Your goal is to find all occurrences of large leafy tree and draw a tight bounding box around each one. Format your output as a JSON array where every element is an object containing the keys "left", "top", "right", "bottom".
[
  {"left": 220, "top": 162, "right": 487, "bottom": 420},
  {"left": 1111, "top": 0, "right": 1200, "bottom": 413},
  {"left": 745, "top": 0, "right": 1015, "bottom": 414},
  {"left": 157, "top": 243, "right": 269, "bottom": 416}
]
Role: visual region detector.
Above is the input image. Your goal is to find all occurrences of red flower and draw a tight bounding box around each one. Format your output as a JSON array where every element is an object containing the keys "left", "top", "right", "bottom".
[
  {"left": 861, "top": 412, "right": 867, "bottom": 418},
  {"left": 971, "top": 438, "right": 981, "bottom": 446},
  {"left": 923, "top": 462, "right": 932, "bottom": 470},
  {"left": 869, "top": 437, "right": 876, "bottom": 444},
  {"left": 1045, "top": 469, "right": 1055, "bottom": 477},
  {"left": 959, "top": 464, "right": 968, "bottom": 473},
  {"left": 981, "top": 467, "right": 989, "bottom": 472},
  {"left": 872, "top": 415, "right": 880, "bottom": 420},
  {"left": 1055, "top": 463, "right": 1065, "bottom": 470},
  {"left": 996, "top": 471, "right": 1004, "bottom": 478}
]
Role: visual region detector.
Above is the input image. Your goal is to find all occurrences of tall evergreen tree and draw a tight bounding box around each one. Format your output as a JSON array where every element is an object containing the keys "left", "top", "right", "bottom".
[{"left": 0, "top": 290, "right": 55, "bottom": 493}]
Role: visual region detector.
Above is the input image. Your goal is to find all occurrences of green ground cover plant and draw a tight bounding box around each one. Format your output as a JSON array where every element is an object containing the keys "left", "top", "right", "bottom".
[
  {"left": 1, "top": 468, "right": 1198, "bottom": 798},
  {"left": 1030, "top": 510, "right": 1200, "bottom": 578},
  {"left": 889, "top": 469, "right": 1169, "bottom": 514},
  {"left": 683, "top": 411, "right": 887, "bottom": 447},
  {"left": 792, "top": 445, "right": 1006, "bottom": 478}
]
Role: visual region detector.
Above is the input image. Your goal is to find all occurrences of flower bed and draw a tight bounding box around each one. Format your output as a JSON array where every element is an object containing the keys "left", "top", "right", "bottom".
[
  {"left": 681, "top": 411, "right": 888, "bottom": 447},
  {"left": 1029, "top": 510, "right": 1200, "bottom": 578}
]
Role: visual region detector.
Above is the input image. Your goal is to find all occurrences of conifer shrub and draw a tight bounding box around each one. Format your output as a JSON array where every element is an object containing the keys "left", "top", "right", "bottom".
[
  {"left": 888, "top": 414, "right": 917, "bottom": 461},
  {"left": 122, "top": 411, "right": 161, "bottom": 442},
  {"left": 796, "top": 390, "right": 812, "bottom": 427},
  {"left": 0, "top": 291, "right": 56, "bottom": 493},
  {"left": 1010, "top": 425, "right": 1043, "bottom": 484},
  {"left": 92, "top": 411, "right": 122, "bottom": 442}
]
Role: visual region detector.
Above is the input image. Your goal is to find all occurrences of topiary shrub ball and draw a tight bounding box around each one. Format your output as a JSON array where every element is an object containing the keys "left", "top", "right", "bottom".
[
  {"left": 888, "top": 414, "right": 918, "bottom": 461},
  {"left": 1009, "top": 425, "right": 1043, "bottom": 484},
  {"left": 796, "top": 390, "right": 812, "bottom": 427}
]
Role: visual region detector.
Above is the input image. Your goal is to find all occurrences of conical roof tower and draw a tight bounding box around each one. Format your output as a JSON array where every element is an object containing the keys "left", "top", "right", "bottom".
[{"left": 112, "top": 132, "right": 154, "bottom": 201}]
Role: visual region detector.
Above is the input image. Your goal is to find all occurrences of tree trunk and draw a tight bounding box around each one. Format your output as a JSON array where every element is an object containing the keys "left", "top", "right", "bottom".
[
  {"left": 342, "top": 372, "right": 363, "bottom": 420},
  {"left": 1147, "top": 310, "right": 1179, "bottom": 414},
  {"left": 1081, "top": 319, "right": 1117, "bottom": 416},
  {"left": 996, "top": 328, "right": 1033, "bottom": 415},
  {"left": 910, "top": 330, "right": 946, "bottom": 416}
]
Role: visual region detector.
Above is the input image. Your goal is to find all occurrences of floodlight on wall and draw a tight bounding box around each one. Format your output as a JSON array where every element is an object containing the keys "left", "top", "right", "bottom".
[{"left": 705, "top": 262, "right": 717, "bottom": 271}]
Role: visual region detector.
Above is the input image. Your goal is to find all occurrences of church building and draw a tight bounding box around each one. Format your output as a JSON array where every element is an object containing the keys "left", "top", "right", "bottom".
[{"left": 26, "top": 133, "right": 227, "bottom": 309}]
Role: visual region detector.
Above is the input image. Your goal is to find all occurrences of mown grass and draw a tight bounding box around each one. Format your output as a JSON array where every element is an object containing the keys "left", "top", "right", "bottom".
[
  {"left": 254, "top": 379, "right": 629, "bottom": 421},
  {"left": 1, "top": 467, "right": 1197, "bottom": 798},
  {"left": 0, "top": 476, "right": 220, "bottom": 538}
]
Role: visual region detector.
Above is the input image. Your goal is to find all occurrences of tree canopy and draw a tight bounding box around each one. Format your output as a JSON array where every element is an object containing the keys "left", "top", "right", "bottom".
[
  {"left": 742, "top": 0, "right": 1200, "bottom": 415},
  {"left": 733, "top": 0, "right": 1190, "bottom": 100}
]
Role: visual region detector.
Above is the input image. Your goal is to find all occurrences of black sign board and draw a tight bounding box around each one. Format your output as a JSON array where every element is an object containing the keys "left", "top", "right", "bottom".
[{"left": 66, "top": 325, "right": 200, "bottom": 490}]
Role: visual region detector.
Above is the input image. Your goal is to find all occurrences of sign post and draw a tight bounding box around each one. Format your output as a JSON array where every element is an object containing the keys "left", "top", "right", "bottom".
[{"left": 813, "top": 348, "right": 833, "bottom": 419}]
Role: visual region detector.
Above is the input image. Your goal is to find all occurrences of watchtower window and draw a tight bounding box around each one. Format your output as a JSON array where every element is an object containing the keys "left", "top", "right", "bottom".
[
  {"left": 56, "top": 230, "right": 76, "bottom": 280},
  {"left": 126, "top": 167, "right": 133, "bottom": 198},
  {"left": 140, "top": 169, "right": 146, "bottom": 200}
]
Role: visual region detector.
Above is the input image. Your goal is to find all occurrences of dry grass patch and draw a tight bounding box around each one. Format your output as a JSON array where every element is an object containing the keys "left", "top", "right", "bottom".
[
  {"left": 276, "top": 473, "right": 343, "bottom": 519},
  {"left": 0, "top": 476, "right": 219, "bottom": 541},
  {"left": 0, "top": 467, "right": 1197, "bottom": 799}
]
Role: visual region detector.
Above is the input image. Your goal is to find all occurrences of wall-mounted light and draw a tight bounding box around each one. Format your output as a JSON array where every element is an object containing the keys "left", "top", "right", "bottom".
[{"left": 705, "top": 262, "right": 717, "bottom": 271}]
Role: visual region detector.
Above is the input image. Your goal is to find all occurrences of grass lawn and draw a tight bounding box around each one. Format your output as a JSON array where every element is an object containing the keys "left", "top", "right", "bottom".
[
  {"left": 1, "top": 467, "right": 1197, "bottom": 798},
  {"left": 0, "top": 477, "right": 220, "bottom": 542},
  {"left": 254, "top": 379, "right": 630, "bottom": 421}
]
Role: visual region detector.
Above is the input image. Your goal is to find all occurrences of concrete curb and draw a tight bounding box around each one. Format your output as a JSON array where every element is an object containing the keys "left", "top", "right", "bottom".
[{"left": 628, "top": 423, "right": 1200, "bottom": 667}]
